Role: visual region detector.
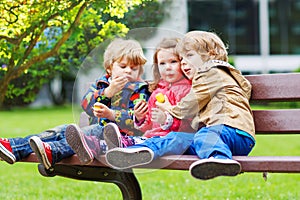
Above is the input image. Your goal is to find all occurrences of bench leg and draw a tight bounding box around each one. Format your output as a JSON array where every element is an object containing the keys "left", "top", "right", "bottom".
[{"left": 38, "top": 164, "right": 142, "bottom": 200}]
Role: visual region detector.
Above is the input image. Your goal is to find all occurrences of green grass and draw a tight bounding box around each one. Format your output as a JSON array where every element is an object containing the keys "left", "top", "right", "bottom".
[{"left": 1, "top": 105, "right": 300, "bottom": 199}]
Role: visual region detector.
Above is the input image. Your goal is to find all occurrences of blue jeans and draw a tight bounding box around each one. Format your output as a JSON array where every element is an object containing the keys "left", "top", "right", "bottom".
[
  {"left": 128, "top": 124, "right": 255, "bottom": 160},
  {"left": 82, "top": 124, "right": 104, "bottom": 139},
  {"left": 191, "top": 124, "right": 255, "bottom": 159},
  {"left": 127, "top": 132, "right": 194, "bottom": 159},
  {"left": 8, "top": 124, "right": 104, "bottom": 164}
]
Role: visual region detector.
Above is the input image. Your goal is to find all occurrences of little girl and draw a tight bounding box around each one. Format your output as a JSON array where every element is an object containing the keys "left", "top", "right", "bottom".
[{"left": 103, "top": 37, "right": 195, "bottom": 150}]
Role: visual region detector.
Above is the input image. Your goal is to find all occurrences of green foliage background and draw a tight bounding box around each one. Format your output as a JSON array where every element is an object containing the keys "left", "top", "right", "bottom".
[{"left": 0, "top": 0, "right": 168, "bottom": 108}]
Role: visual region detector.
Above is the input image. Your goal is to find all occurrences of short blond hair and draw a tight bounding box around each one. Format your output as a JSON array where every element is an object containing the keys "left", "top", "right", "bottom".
[
  {"left": 103, "top": 38, "right": 147, "bottom": 76},
  {"left": 177, "top": 31, "right": 228, "bottom": 62}
]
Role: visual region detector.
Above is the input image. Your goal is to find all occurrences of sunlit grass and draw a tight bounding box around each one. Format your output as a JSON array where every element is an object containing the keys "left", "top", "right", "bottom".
[{"left": 0, "top": 105, "right": 300, "bottom": 199}]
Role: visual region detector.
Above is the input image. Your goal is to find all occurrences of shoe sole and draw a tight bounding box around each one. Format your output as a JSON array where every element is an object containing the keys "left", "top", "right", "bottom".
[
  {"left": 190, "top": 159, "right": 241, "bottom": 180},
  {"left": 0, "top": 143, "right": 16, "bottom": 164},
  {"left": 65, "top": 124, "right": 93, "bottom": 165},
  {"left": 103, "top": 123, "right": 122, "bottom": 150},
  {"left": 29, "top": 136, "right": 51, "bottom": 170},
  {"left": 106, "top": 148, "right": 153, "bottom": 170}
]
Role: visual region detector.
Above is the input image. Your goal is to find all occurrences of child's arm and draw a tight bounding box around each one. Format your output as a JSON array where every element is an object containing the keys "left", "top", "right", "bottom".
[
  {"left": 81, "top": 76, "right": 129, "bottom": 117},
  {"left": 134, "top": 101, "right": 148, "bottom": 123},
  {"left": 156, "top": 91, "right": 199, "bottom": 120},
  {"left": 93, "top": 102, "right": 115, "bottom": 121},
  {"left": 134, "top": 94, "right": 156, "bottom": 132},
  {"left": 112, "top": 85, "right": 151, "bottom": 135},
  {"left": 81, "top": 80, "right": 111, "bottom": 117},
  {"left": 157, "top": 69, "right": 222, "bottom": 119}
]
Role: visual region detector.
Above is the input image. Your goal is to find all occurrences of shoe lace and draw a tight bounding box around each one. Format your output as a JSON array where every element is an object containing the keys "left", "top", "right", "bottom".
[
  {"left": 43, "top": 142, "right": 52, "bottom": 151},
  {"left": 42, "top": 142, "right": 53, "bottom": 164},
  {"left": 121, "top": 136, "right": 134, "bottom": 148}
]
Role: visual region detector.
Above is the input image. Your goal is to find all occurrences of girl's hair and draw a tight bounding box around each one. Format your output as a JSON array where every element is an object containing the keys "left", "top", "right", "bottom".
[
  {"left": 103, "top": 38, "right": 147, "bottom": 76},
  {"left": 177, "top": 31, "right": 228, "bottom": 62},
  {"left": 149, "top": 37, "right": 180, "bottom": 92}
]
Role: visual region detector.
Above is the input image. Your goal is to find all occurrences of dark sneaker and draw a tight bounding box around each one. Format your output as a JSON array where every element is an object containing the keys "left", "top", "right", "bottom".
[
  {"left": 189, "top": 158, "right": 241, "bottom": 180},
  {"left": 103, "top": 123, "right": 122, "bottom": 149},
  {"left": 105, "top": 147, "right": 154, "bottom": 170},
  {"left": 103, "top": 123, "right": 135, "bottom": 150},
  {"left": 65, "top": 124, "right": 94, "bottom": 165},
  {"left": 0, "top": 138, "right": 16, "bottom": 164},
  {"left": 29, "top": 136, "right": 53, "bottom": 170},
  {"left": 103, "top": 122, "right": 135, "bottom": 150}
]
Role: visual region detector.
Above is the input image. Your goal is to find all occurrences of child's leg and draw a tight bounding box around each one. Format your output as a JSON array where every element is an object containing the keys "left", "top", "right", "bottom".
[
  {"left": 230, "top": 129, "right": 255, "bottom": 156},
  {"left": 46, "top": 138, "right": 75, "bottom": 163},
  {"left": 65, "top": 124, "right": 103, "bottom": 164},
  {"left": 128, "top": 132, "right": 194, "bottom": 159},
  {"left": 106, "top": 132, "right": 194, "bottom": 169},
  {"left": 190, "top": 125, "right": 253, "bottom": 180},
  {"left": 103, "top": 123, "right": 136, "bottom": 150},
  {"left": 82, "top": 124, "right": 105, "bottom": 139},
  {"left": 193, "top": 125, "right": 232, "bottom": 159},
  {"left": 193, "top": 124, "right": 255, "bottom": 158},
  {"left": 29, "top": 136, "right": 75, "bottom": 170},
  {"left": 1, "top": 124, "right": 67, "bottom": 163}
]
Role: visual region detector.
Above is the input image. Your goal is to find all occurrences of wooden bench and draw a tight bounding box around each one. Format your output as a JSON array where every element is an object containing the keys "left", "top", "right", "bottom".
[{"left": 21, "top": 73, "right": 300, "bottom": 200}]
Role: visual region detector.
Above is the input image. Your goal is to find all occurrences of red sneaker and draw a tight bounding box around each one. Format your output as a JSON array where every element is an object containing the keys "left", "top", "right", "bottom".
[
  {"left": 0, "top": 138, "right": 16, "bottom": 164},
  {"left": 29, "top": 136, "right": 53, "bottom": 170}
]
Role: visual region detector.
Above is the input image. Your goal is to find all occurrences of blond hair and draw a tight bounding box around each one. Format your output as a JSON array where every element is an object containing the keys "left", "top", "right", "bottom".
[
  {"left": 149, "top": 37, "right": 180, "bottom": 92},
  {"left": 177, "top": 31, "right": 228, "bottom": 62},
  {"left": 103, "top": 38, "right": 147, "bottom": 76}
]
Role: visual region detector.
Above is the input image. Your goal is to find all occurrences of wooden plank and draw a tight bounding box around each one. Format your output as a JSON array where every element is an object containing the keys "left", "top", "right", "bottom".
[
  {"left": 234, "top": 156, "right": 300, "bottom": 173},
  {"left": 253, "top": 110, "right": 300, "bottom": 134},
  {"left": 140, "top": 155, "right": 300, "bottom": 173},
  {"left": 246, "top": 73, "right": 300, "bottom": 101},
  {"left": 22, "top": 154, "right": 300, "bottom": 173}
]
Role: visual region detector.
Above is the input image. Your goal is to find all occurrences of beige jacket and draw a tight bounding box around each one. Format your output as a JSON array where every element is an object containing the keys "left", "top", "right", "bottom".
[{"left": 166, "top": 60, "right": 255, "bottom": 138}]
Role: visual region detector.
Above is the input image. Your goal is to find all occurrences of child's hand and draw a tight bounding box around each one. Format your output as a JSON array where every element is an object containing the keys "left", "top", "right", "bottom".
[
  {"left": 155, "top": 95, "right": 171, "bottom": 111},
  {"left": 93, "top": 103, "right": 115, "bottom": 121},
  {"left": 134, "top": 100, "right": 148, "bottom": 122},
  {"left": 151, "top": 108, "right": 166, "bottom": 124},
  {"left": 104, "top": 76, "right": 128, "bottom": 97}
]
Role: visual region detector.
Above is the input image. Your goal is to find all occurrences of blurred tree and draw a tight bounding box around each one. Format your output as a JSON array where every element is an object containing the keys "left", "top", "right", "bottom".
[{"left": 0, "top": 0, "right": 162, "bottom": 108}]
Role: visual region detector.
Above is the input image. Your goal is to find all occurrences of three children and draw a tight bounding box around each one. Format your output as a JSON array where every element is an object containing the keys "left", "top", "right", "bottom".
[
  {"left": 103, "top": 38, "right": 195, "bottom": 150},
  {"left": 1, "top": 30, "right": 256, "bottom": 181},
  {"left": 105, "top": 31, "right": 256, "bottom": 180}
]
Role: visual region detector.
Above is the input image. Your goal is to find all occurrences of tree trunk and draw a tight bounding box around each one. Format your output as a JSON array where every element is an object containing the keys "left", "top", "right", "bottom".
[
  {"left": 0, "top": 78, "right": 9, "bottom": 109},
  {"left": 0, "top": 2, "right": 88, "bottom": 109}
]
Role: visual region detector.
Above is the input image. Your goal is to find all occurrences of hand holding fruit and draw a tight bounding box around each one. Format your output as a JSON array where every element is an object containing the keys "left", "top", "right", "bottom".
[
  {"left": 155, "top": 93, "right": 171, "bottom": 111},
  {"left": 93, "top": 102, "right": 115, "bottom": 120}
]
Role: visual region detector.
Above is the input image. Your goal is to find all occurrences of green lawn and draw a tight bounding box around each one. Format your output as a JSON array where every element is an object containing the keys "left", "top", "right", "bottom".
[{"left": 0, "top": 106, "right": 300, "bottom": 199}]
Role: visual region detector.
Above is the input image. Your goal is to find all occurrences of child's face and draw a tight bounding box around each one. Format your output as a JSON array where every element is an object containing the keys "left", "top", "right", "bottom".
[
  {"left": 157, "top": 49, "right": 183, "bottom": 83},
  {"left": 110, "top": 57, "right": 141, "bottom": 82},
  {"left": 180, "top": 50, "right": 202, "bottom": 80}
]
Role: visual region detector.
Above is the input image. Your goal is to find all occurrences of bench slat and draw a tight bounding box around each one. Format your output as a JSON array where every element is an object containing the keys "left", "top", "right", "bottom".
[
  {"left": 246, "top": 73, "right": 300, "bottom": 101},
  {"left": 253, "top": 109, "right": 300, "bottom": 134},
  {"left": 139, "top": 155, "right": 300, "bottom": 173},
  {"left": 23, "top": 154, "right": 300, "bottom": 173}
]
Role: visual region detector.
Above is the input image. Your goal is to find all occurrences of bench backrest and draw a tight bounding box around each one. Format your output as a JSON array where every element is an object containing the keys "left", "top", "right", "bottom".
[
  {"left": 79, "top": 73, "right": 300, "bottom": 135},
  {"left": 246, "top": 73, "right": 300, "bottom": 134}
]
